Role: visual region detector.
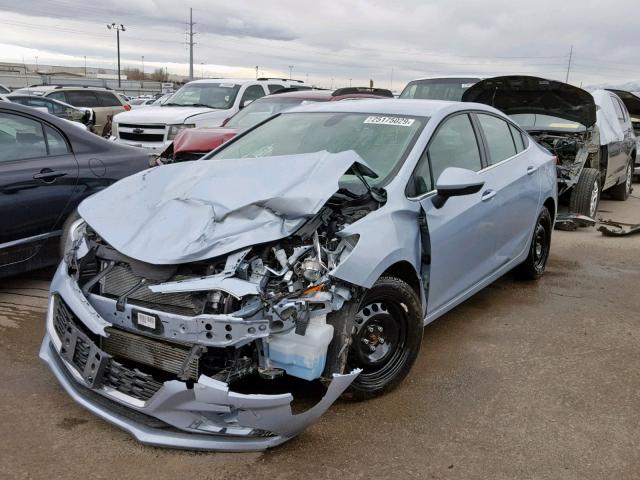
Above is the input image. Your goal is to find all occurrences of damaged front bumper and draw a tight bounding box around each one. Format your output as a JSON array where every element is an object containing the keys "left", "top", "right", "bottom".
[{"left": 39, "top": 264, "right": 359, "bottom": 451}]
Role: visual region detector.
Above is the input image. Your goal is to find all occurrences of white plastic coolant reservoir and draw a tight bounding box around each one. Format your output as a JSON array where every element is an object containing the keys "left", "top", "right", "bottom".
[{"left": 268, "top": 315, "right": 334, "bottom": 381}]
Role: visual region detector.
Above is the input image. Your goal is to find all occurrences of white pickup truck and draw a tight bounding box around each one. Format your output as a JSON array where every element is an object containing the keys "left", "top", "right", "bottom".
[{"left": 111, "top": 78, "right": 308, "bottom": 152}]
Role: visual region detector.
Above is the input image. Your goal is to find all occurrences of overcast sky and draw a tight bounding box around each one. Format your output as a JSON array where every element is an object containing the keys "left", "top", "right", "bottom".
[{"left": 1, "top": 0, "right": 640, "bottom": 90}]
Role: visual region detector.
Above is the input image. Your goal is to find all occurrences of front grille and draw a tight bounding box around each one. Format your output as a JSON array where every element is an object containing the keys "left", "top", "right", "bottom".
[
  {"left": 52, "top": 296, "right": 198, "bottom": 402},
  {"left": 102, "top": 327, "right": 199, "bottom": 380},
  {"left": 100, "top": 264, "right": 201, "bottom": 315},
  {"left": 104, "top": 360, "right": 164, "bottom": 401},
  {"left": 117, "top": 123, "right": 166, "bottom": 143},
  {"left": 120, "top": 132, "right": 165, "bottom": 142}
]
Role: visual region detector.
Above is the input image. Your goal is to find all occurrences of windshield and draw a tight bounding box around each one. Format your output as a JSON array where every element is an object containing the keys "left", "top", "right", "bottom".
[
  {"left": 400, "top": 78, "right": 480, "bottom": 101},
  {"left": 210, "top": 112, "right": 427, "bottom": 183},
  {"left": 164, "top": 83, "right": 241, "bottom": 109},
  {"left": 226, "top": 97, "right": 321, "bottom": 129}
]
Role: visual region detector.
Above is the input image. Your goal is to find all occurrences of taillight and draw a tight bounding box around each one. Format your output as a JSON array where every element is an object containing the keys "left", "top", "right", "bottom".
[{"left": 123, "top": 104, "right": 131, "bottom": 111}]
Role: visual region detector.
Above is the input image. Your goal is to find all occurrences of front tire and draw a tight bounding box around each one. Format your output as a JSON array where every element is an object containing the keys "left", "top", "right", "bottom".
[
  {"left": 569, "top": 168, "right": 601, "bottom": 217},
  {"left": 516, "top": 206, "right": 552, "bottom": 280},
  {"left": 346, "top": 276, "right": 423, "bottom": 400},
  {"left": 609, "top": 162, "right": 633, "bottom": 201}
]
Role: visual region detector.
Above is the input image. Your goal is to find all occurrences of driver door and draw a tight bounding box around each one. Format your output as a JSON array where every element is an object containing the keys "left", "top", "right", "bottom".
[{"left": 409, "top": 113, "right": 499, "bottom": 317}]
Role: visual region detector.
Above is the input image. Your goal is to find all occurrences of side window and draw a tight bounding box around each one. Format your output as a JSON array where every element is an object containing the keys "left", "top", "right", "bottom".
[
  {"left": 509, "top": 124, "right": 526, "bottom": 153},
  {"left": 50, "top": 100, "right": 66, "bottom": 114},
  {"left": 617, "top": 99, "right": 628, "bottom": 122},
  {"left": 44, "top": 125, "right": 70, "bottom": 156},
  {"left": 477, "top": 114, "right": 517, "bottom": 165},
  {"left": 240, "top": 85, "right": 266, "bottom": 107},
  {"left": 28, "top": 97, "right": 53, "bottom": 113},
  {"left": 65, "top": 91, "right": 101, "bottom": 108},
  {"left": 47, "top": 92, "right": 67, "bottom": 103},
  {"left": 96, "top": 91, "right": 122, "bottom": 107},
  {"left": 0, "top": 112, "right": 47, "bottom": 162},
  {"left": 410, "top": 113, "right": 482, "bottom": 196},
  {"left": 268, "top": 84, "right": 284, "bottom": 93},
  {"left": 611, "top": 96, "right": 625, "bottom": 122}
]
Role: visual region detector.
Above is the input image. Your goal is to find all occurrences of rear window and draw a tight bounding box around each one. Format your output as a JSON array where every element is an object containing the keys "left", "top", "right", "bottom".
[{"left": 96, "top": 91, "right": 122, "bottom": 107}]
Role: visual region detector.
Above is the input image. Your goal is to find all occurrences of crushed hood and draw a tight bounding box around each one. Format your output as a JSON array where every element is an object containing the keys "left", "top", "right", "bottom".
[
  {"left": 113, "top": 105, "right": 222, "bottom": 125},
  {"left": 462, "top": 76, "right": 596, "bottom": 127},
  {"left": 78, "top": 150, "right": 366, "bottom": 265}
]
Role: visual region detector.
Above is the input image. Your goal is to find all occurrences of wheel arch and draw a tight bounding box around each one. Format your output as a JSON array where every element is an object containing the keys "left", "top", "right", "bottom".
[
  {"left": 380, "top": 261, "right": 422, "bottom": 299},
  {"left": 542, "top": 197, "right": 556, "bottom": 224}
]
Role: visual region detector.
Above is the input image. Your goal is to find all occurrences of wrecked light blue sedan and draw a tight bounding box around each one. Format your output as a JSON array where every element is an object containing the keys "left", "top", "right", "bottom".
[{"left": 40, "top": 99, "right": 558, "bottom": 451}]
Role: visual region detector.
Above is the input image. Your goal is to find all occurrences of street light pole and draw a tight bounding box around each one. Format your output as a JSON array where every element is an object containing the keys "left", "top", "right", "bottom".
[
  {"left": 288, "top": 65, "right": 294, "bottom": 80},
  {"left": 107, "top": 23, "right": 126, "bottom": 88},
  {"left": 141, "top": 55, "right": 144, "bottom": 89}
]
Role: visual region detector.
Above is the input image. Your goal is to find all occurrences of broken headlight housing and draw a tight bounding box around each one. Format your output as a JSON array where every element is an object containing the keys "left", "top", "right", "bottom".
[{"left": 167, "top": 123, "right": 195, "bottom": 140}]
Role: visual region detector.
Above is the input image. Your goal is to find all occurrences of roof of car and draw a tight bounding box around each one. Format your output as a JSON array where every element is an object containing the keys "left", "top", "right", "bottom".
[
  {"left": 286, "top": 98, "right": 466, "bottom": 117},
  {"left": 408, "top": 75, "right": 487, "bottom": 82},
  {"left": 187, "top": 78, "right": 304, "bottom": 86}
]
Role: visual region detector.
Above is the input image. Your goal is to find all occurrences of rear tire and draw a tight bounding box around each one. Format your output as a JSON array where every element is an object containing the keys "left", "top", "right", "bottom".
[
  {"left": 569, "top": 168, "right": 601, "bottom": 217},
  {"left": 609, "top": 162, "right": 633, "bottom": 201},
  {"left": 516, "top": 207, "right": 552, "bottom": 280},
  {"left": 346, "top": 276, "right": 423, "bottom": 400}
]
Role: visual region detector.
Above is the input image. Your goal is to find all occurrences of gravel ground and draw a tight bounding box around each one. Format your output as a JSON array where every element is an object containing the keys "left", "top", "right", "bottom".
[{"left": 1, "top": 192, "right": 639, "bottom": 480}]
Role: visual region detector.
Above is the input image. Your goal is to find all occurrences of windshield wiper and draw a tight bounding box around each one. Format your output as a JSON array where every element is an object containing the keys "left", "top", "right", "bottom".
[{"left": 351, "top": 165, "right": 386, "bottom": 203}]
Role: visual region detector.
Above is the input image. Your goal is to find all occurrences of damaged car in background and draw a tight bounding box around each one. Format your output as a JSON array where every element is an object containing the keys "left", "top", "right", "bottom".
[
  {"left": 41, "top": 99, "right": 557, "bottom": 451},
  {"left": 462, "top": 76, "right": 635, "bottom": 220}
]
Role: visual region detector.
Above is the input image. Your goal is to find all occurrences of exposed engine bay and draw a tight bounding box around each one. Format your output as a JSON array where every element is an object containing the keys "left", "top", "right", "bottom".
[
  {"left": 527, "top": 128, "right": 600, "bottom": 196},
  {"left": 64, "top": 189, "right": 378, "bottom": 399}
]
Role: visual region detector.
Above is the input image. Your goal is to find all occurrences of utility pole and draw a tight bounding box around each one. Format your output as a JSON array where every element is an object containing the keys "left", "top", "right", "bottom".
[
  {"left": 288, "top": 65, "right": 294, "bottom": 80},
  {"left": 84, "top": 56, "right": 87, "bottom": 77},
  {"left": 255, "top": 66, "right": 259, "bottom": 79},
  {"left": 141, "top": 55, "right": 144, "bottom": 88},
  {"left": 565, "top": 45, "right": 573, "bottom": 84},
  {"left": 188, "top": 8, "right": 196, "bottom": 80},
  {"left": 107, "top": 23, "right": 126, "bottom": 87},
  {"left": 34, "top": 55, "right": 38, "bottom": 72},
  {"left": 349, "top": 78, "right": 352, "bottom": 87}
]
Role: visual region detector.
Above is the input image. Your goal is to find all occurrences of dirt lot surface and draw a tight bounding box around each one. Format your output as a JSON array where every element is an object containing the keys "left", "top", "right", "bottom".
[{"left": 1, "top": 192, "right": 639, "bottom": 480}]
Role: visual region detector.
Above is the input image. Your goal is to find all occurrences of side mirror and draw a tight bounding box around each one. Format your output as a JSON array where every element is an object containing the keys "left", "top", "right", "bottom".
[
  {"left": 240, "top": 99, "right": 254, "bottom": 109},
  {"left": 432, "top": 167, "right": 484, "bottom": 209}
]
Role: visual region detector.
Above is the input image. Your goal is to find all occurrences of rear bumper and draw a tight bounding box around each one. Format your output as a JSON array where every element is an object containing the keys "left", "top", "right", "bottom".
[{"left": 39, "top": 263, "right": 359, "bottom": 451}]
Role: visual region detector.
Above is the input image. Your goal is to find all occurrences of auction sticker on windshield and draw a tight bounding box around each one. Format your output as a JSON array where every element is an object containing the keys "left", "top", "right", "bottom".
[{"left": 364, "top": 116, "right": 415, "bottom": 126}]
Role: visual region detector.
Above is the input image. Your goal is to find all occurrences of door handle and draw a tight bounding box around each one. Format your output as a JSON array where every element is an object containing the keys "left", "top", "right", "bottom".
[
  {"left": 526, "top": 166, "right": 538, "bottom": 175},
  {"left": 481, "top": 190, "right": 496, "bottom": 202},
  {"left": 33, "top": 169, "right": 67, "bottom": 183}
]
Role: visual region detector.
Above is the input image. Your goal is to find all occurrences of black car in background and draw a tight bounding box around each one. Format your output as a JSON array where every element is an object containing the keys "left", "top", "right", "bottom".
[
  {"left": 0, "top": 101, "right": 149, "bottom": 278},
  {"left": 7, "top": 94, "right": 96, "bottom": 131}
]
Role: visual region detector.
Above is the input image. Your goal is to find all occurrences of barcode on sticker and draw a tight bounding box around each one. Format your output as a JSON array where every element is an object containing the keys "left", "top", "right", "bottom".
[
  {"left": 364, "top": 116, "right": 415, "bottom": 126},
  {"left": 137, "top": 312, "right": 156, "bottom": 329}
]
